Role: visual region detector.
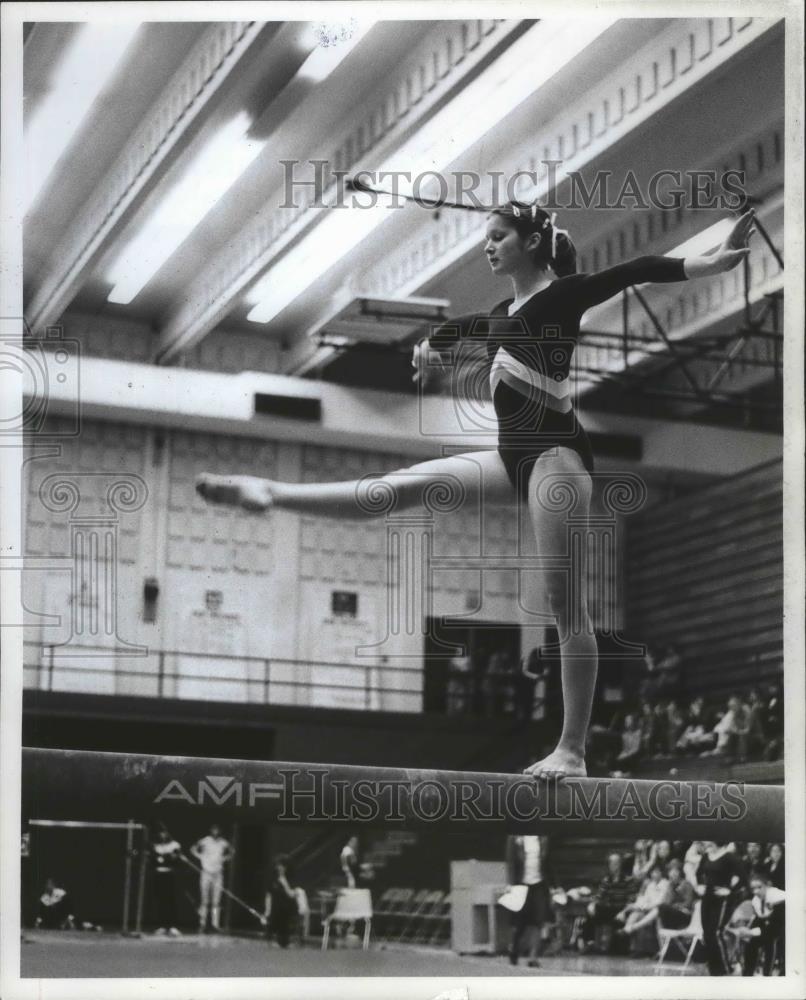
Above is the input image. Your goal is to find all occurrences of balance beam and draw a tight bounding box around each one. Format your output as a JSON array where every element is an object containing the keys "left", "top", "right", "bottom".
[{"left": 22, "top": 748, "right": 784, "bottom": 842}]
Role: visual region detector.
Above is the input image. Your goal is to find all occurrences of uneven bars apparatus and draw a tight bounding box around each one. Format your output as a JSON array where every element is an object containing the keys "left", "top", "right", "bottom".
[
  {"left": 27, "top": 817, "right": 147, "bottom": 934},
  {"left": 23, "top": 748, "right": 784, "bottom": 842}
]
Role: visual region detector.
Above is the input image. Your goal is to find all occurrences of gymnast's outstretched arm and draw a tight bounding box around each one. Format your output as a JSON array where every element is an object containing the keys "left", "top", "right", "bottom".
[{"left": 573, "top": 209, "right": 756, "bottom": 311}]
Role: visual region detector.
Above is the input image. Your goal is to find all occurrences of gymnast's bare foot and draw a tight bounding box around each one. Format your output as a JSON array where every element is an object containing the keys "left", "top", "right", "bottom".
[
  {"left": 195, "top": 473, "right": 274, "bottom": 512},
  {"left": 524, "top": 747, "right": 587, "bottom": 780}
]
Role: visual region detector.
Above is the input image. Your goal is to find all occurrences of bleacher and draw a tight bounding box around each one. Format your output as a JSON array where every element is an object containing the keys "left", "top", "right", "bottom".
[{"left": 626, "top": 458, "right": 783, "bottom": 699}]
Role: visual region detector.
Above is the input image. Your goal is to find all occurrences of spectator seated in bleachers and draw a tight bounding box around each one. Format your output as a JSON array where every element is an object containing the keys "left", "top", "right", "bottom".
[
  {"left": 739, "top": 842, "right": 767, "bottom": 882},
  {"left": 604, "top": 676, "right": 782, "bottom": 777},
  {"left": 34, "top": 878, "right": 76, "bottom": 930},
  {"left": 626, "top": 838, "right": 676, "bottom": 881},
  {"left": 675, "top": 696, "right": 716, "bottom": 753},
  {"left": 736, "top": 688, "right": 767, "bottom": 761},
  {"left": 664, "top": 700, "right": 686, "bottom": 754},
  {"left": 657, "top": 861, "right": 696, "bottom": 931},
  {"left": 762, "top": 682, "right": 783, "bottom": 761},
  {"left": 615, "top": 864, "right": 669, "bottom": 950},
  {"left": 762, "top": 842, "right": 785, "bottom": 890},
  {"left": 650, "top": 701, "right": 669, "bottom": 757},
  {"left": 582, "top": 852, "right": 636, "bottom": 954},
  {"left": 700, "top": 694, "right": 749, "bottom": 758},
  {"left": 654, "top": 840, "right": 677, "bottom": 875},
  {"left": 627, "top": 839, "right": 654, "bottom": 882},
  {"left": 638, "top": 646, "right": 660, "bottom": 700},
  {"left": 741, "top": 875, "right": 785, "bottom": 976},
  {"left": 613, "top": 714, "right": 642, "bottom": 772},
  {"left": 638, "top": 700, "right": 657, "bottom": 758}
]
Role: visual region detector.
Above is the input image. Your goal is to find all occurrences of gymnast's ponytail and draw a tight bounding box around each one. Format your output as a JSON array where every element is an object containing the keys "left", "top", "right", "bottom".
[{"left": 550, "top": 227, "right": 577, "bottom": 277}]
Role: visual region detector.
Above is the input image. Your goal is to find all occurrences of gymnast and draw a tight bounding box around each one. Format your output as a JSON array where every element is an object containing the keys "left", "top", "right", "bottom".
[{"left": 196, "top": 200, "right": 755, "bottom": 778}]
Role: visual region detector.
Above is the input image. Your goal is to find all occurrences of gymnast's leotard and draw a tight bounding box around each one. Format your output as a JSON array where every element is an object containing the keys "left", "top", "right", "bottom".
[{"left": 429, "top": 256, "right": 688, "bottom": 501}]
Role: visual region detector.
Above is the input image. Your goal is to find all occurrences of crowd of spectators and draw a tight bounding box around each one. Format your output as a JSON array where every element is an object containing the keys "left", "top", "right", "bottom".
[
  {"left": 577, "top": 839, "right": 785, "bottom": 974},
  {"left": 604, "top": 680, "right": 783, "bottom": 776}
]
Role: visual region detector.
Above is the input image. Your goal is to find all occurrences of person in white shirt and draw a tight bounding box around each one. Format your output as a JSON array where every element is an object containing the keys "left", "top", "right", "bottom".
[
  {"left": 617, "top": 865, "right": 669, "bottom": 936},
  {"left": 35, "top": 878, "right": 75, "bottom": 930},
  {"left": 190, "top": 824, "right": 234, "bottom": 933},
  {"left": 741, "top": 875, "right": 785, "bottom": 976},
  {"left": 340, "top": 836, "right": 359, "bottom": 889},
  {"left": 506, "top": 834, "right": 555, "bottom": 967}
]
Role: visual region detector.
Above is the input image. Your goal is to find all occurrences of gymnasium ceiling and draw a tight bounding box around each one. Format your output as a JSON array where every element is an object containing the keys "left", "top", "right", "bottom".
[{"left": 22, "top": 16, "right": 785, "bottom": 432}]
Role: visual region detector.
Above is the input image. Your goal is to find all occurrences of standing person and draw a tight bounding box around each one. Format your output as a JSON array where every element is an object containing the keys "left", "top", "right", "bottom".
[
  {"left": 151, "top": 827, "right": 183, "bottom": 936},
  {"left": 191, "top": 824, "right": 234, "bottom": 934},
  {"left": 505, "top": 834, "right": 554, "bottom": 968},
  {"left": 694, "top": 841, "right": 746, "bottom": 976},
  {"left": 763, "top": 843, "right": 785, "bottom": 890},
  {"left": 266, "top": 857, "right": 298, "bottom": 949},
  {"left": 340, "top": 835, "right": 360, "bottom": 889},
  {"left": 197, "top": 204, "right": 755, "bottom": 778}
]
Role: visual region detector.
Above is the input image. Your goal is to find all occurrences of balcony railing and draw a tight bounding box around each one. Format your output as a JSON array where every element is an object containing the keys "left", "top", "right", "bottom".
[{"left": 22, "top": 641, "right": 424, "bottom": 713}]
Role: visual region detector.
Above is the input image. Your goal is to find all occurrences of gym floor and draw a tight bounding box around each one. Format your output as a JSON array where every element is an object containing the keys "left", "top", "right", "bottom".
[{"left": 20, "top": 931, "right": 701, "bottom": 978}]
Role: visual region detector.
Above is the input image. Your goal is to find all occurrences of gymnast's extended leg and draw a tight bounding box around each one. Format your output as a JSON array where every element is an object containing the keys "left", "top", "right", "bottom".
[{"left": 196, "top": 450, "right": 517, "bottom": 517}]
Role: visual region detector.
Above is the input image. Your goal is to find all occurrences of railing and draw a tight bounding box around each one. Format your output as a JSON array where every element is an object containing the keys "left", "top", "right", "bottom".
[{"left": 22, "top": 641, "right": 424, "bottom": 713}]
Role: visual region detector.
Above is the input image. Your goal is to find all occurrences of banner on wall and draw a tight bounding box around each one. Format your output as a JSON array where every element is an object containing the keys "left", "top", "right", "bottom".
[
  {"left": 175, "top": 593, "right": 247, "bottom": 701},
  {"left": 299, "top": 585, "right": 379, "bottom": 709}
]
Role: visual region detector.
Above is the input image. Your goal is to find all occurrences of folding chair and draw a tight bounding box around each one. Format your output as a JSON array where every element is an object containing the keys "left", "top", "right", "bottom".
[
  {"left": 654, "top": 901, "right": 703, "bottom": 974},
  {"left": 396, "top": 889, "right": 431, "bottom": 942},
  {"left": 722, "top": 899, "right": 755, "bottom": 973},
  {"left": 375, "top": 888, "right": 411, "bottom": 941},
  {"left": 428, "top": 892, "right": 452, "bottom": 946},
  {"left": 412, "top": 890, "right": 444, "bottom": 944},
  {"left": 321, "top": 888, "right": 373, "bottom": 951}
]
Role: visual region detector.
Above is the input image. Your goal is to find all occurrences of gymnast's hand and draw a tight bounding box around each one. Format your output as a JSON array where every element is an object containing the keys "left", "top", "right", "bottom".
[
  {"left": 195, "top": 473, "right": 274, "bottom": 512},
  {"left": 411, "top": 338, "right": 444, "bottom": 389},
  {"left": 683, "top": 209, "right": 755, "bottom": 278}
]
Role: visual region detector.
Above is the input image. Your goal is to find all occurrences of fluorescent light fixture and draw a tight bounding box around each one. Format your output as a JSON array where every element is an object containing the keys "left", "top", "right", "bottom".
[
  {"left": 25, "top": 23, "right": 140, "bottom": 212},
  {"left": 105, "top": 24, "right": 377, "bottom": 304},
  {"left": 246, "top": 18, "right": 617, "bottom": 325},
  {"left": 297, "top": 20, "right": 376, "bottom": 82},
  {"left": 106, "top": 112, "right": 264, "bottom": 304}
]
